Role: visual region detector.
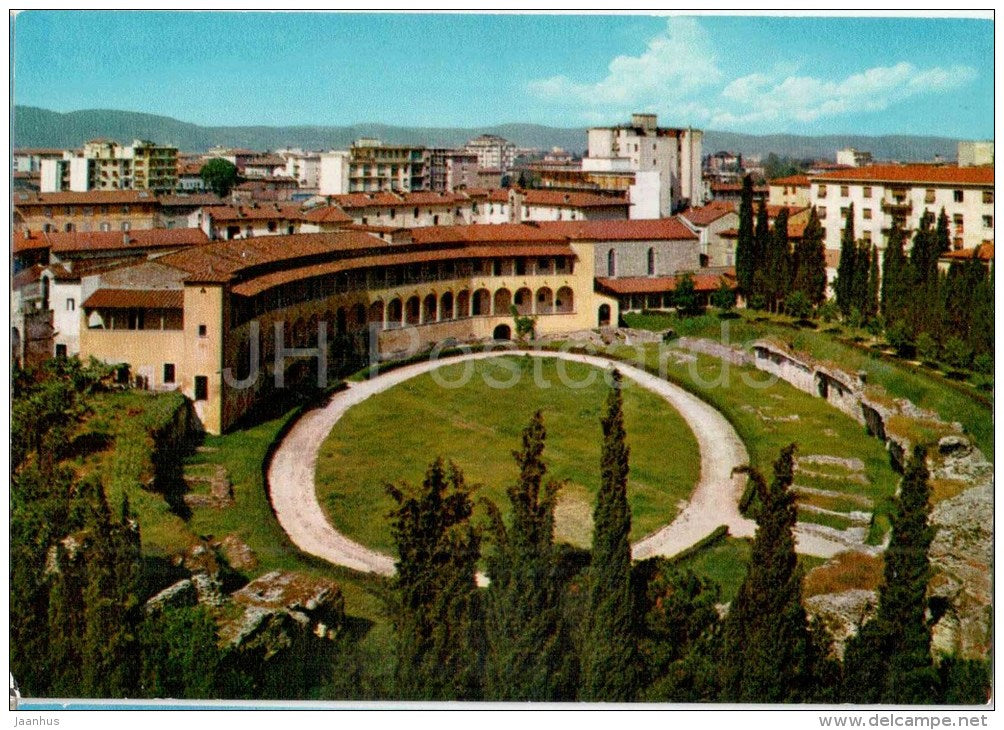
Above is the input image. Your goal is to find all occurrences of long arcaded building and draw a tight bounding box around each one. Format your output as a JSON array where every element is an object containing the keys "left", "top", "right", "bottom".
[{"left": 74, "top": 218, "right": 728, "bottom": 433}]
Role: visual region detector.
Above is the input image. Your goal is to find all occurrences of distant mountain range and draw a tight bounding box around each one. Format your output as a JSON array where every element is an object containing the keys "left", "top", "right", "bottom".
[{"left": 13, "top": 106, "right": 972, "bottom": 163}]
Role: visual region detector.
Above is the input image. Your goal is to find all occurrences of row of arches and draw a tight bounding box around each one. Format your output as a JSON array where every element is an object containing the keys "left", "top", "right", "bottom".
[
  {"left": 365, "top": 286, "right": 575, "bottom": 330},
  {"left": 254, "top": 285, "right": 577, "bottom": 351}
]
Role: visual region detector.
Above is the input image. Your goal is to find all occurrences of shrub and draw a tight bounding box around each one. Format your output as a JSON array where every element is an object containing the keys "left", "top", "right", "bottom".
[
  {"left": 972, "top": 353, "right": 993, "bottom": 376},
  {"left": 784, "top": 291, "right": 812, "bottom": 321},
  {"left": 817, "top": 299, "right": 839, "bottom": 323},
  {"left": 710, "top": 280, "right": 736, "bottom": 312},
  {"left": 915, "top": 332, "right": 938, "bottom": 363},
  {"left": 885, "top": 320, "right": 914, "bottom": 357},
  {"left": 942, "top": 337, "right": 973, "bottom": 371}
]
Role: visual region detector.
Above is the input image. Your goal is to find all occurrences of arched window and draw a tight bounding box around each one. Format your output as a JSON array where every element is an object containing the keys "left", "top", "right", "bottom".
[
  {"left": 607, "top": 248, "right": 616, "bottom": 277},
  {"left": 647, "top": 247, "right": 656, "bottom": 276}
]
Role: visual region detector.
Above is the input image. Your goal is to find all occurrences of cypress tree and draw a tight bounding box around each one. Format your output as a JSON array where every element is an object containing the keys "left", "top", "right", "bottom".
[
  {"left": 721, "top": 444, "right": 818, "bottom": 703},
  {"left": 967, "top": 262, "right": 993, "bottom": 361},
  {"left": 387, "top": 459, "right": 483, "bottom": 700},
  {"left": 766, "top": 207, "right": 791, "bottom": 312},
  {"left": 935, "top": 208, "right": 951, "bottom": 256},
  {"left": 752, "top": 198, "right": 771, "bottom": 302},
  {"left": 735, "top": 175, "right": 756, "bottom": 298},
  {"left": 881, "top": 222, "right": 908, "bottom": 322},
  {"left": 483, "top": 411, "right": 574, "bottom": 700},
  {"left": 792, "top": 206, "right": 827, "bottom": 306},
  {"left": 844, "top": 447, "right": 939, "bottom": 703},
  {"left": 865, "top": 244, "right": 880, "bottom": 320},
  {"left": 580, "top": 370, "right": 639, "bottom": 701},
  {"left": 849, "top": 242, "right": 871, "bottom": 318},
  {"left": 910, "top": 210, "right": 936, "bottom": 286},
  {"left": 835, "top": 203, "right": 856, "bottom": 314}
]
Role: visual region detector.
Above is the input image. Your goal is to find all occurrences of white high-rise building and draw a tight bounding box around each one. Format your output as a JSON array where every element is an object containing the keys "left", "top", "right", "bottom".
[{"left": 582, "top": 113, "right": 702, "bottom": 218}]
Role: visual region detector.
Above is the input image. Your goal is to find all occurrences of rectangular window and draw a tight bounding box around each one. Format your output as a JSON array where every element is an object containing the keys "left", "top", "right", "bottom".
[
  {"left": 983, "top": 215, "right": 993, "bottom": 228},
  {"left": 862, "top": 231, "right": 872, "bottom": 243},
  {"left": 121, "top": 222, "right": 131, "bottom": 231},
  {"left": 163, "top": 364, "right": 175, "bottom": 384},
  {"left": 194, "top": 376, "right": 208, "bottom": 401},
  {"left": 863, "top": 208, "right": 872, "bottom": 220},
  {"left": 954, "top": 214, "right": 964, "bottom": 231},
  {"left": 817, "top": 207, "right": 827, "bottom": 220},
  {"left": 55, "top": 344, "right": 67, "bottom": 358},
  {"left": 982, "top": 191, "right": 993, "bottom": 204},
  {"left": 840, "top": 185, "right": 849, "bottom": 197},
  {"left": 954, "top": 190, "right": 964, "bottom": 203},
  {"left": 198, "top": 324, "right": 207, "bottom": 337},
  {"left": 840, "top": 207, "right": 849, "bottom": 218},
  {"left": 817, "top": 184, "right": 827, "bottom": 198},
  {"left": 100, "top": 222, "right": 110, "bottom": 231},
  {"left": 862, "top": 186, "right": 872, "bottom": 198},
  {"left": 66, "top": 298, "right": 75, "bottom": 311},
  {"left": 925, "top": 189, "right": 936, "bottom": 204}
]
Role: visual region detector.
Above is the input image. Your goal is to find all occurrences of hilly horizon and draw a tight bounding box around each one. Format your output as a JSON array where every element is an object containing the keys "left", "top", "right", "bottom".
[{"left": 13, "top": 106, "right": 976, "bottom": 163}]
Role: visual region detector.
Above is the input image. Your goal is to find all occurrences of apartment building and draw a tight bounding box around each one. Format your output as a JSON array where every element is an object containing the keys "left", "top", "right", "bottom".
[
  {"left": 835, "top": 148, "right": 873, "bottom": 168},
  {"left": 318, "top": 139, "right": 430, "bottom": 195},
  {"left": 40, "top": 139, "right": 178, "bottom": 193},
  {"left": 583, "top": 113, "right": 703, "bottom": 217},
  {"left": 679, "top": 200, "right": 740, "bottom": 268},
  {"left": 13, "top": 190, "right": 160, "bottom": 233},
  {"left": 194, "top": 203, "right": 309, "bottom": 240},
  {"left": 768, "top": 175, "right": 811, "bottom": 208},
  {"left": 427, "top": 148, "right": 480, "bottom": 191},
  {"left": 277, "top": 148, "right": 322, "bottom": 189},
  {"left": 808, "top": 164, "right": 994, "bottom": 255},
  {"left": 958, "top": 141, "right": 993, "bottom": 167},
  {"left": 464, "top": 134, "right": 517, "bottom": 172}
]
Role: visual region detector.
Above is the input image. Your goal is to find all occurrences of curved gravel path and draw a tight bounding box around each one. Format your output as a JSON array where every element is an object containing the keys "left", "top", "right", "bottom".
[{"left": 267, "top": 350, "right": 757, "bottom": 577}]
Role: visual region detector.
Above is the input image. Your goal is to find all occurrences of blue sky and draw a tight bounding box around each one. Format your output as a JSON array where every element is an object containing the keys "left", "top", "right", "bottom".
[{"left": 11, "top": 11, "right": 994, "bottom": 138}]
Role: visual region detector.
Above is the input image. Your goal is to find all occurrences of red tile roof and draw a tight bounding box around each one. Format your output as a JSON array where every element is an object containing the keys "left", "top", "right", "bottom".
[
  {"left": 326, "top": 192, "right": 406, "bottom": 208},
  {"left": 50, "top": 228, "right": 208, "bottom": 254},
  {"left": 157, "top": 194, "right": 223, "bottom": 207},
  {"left": 680, "top": 200, "right": 737, "bottom": 226},
  {"left": 12, "top": 190, "right": 157, "bottom": 206},
  {"left": 941, "top": 243, "right": 994, "bottom": 261},
  {"left": 769, "top": 174, "right": 811, "bottom": 187},
  {"left": 534, "top": 217, "right": 698, "bottom": 241},
  {"left": 157, "top": 230, "right": 390, "bottom": 283},
  {"left": 82, "top": 288, "right": 184, "bottom": 309},
  {"left": 811, "top": 164, "right": 993, "bottom": 186},
  {"left": 519, "top": 189, "right": 629, "bottom": 208},
  {"left": 231, "top": 244, "right": 576, "bottom": 297},
  {"left": 12, "top": 264, "right": 44, "bottom": 290},
  {"left": 302, "top": 205, "right": 354, "bottom": 224},
  {"left": 595, "top": 270, "right": 735, "bottom": 295},
  {"left": 203, "top": 204, "right": 306, "bottom": 222},
  {"left": 12, "top": 230, "right": 50, "bottom": 254}
]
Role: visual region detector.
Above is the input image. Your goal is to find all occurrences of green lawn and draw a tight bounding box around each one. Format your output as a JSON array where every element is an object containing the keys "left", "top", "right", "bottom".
[
  {"left": 316, "top": 356, "right": 702, "bottom": 553},
  {"left": 623, "top": 310, "right": 994, "bottom": 460},
  {"left": 596, "top": 342, "right": 900, "bottom": 544}
]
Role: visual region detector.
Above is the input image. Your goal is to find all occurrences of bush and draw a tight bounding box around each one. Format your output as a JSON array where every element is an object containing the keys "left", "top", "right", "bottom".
[
  {"left": 915, "top": 332, "right": 938, "bottom": 362},
  {"left": 711, "top": 281, "right": 736, "bottom": 312},
  {"left": 942, "top": 337, "right": 973, "bottom": 371},
  {"left": 972, "top": 352, "right": 993, "bottom": 375},
  {"left": 885, "top": 320, "right": 914, "bottom": 357},
  {"left": 846, "top": 306, "right": 863, "bottom": 330},
  {"left": 784, "top": 291, "right": 812, "bottom": 321},
  {"left": 748, "top": 294, "right": 767, "bottom": 312},
  {"left": 817, "top": 299, "right": 839, "bottom": 323}
]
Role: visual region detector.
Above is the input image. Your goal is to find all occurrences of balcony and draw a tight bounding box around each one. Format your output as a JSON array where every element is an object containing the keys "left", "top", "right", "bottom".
[{"left": 880, "top": 197, "right": 912, "bottom": 213}]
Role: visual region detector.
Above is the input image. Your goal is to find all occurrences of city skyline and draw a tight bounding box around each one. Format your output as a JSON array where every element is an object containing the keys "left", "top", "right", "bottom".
[{"left": 11, "top": 11, "right": 994, "bottom": 140}]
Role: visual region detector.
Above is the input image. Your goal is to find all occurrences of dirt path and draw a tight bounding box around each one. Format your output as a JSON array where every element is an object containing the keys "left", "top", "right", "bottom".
[{"left": 267, "top": 349, "right": 763, "bottom": 577}]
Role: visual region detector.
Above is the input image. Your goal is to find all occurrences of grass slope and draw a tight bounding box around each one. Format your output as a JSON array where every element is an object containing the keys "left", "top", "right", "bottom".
[
  {"left": 316, "top": 356, "right": 701, "bottom": 553},
  {"left": 624, "top": 311, "right": 994, "bottom": 461}
]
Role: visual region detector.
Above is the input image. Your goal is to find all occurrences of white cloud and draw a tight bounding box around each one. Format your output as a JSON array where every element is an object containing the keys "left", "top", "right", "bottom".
[
  {"left": 526, "top": 16, "right": 722, "bottom": 114},
  {"left": 527, "top": 19, "right": 978, "bottom": 130},
  {"left": 712, "top": 62, "right": 977, "bottom": 129}
]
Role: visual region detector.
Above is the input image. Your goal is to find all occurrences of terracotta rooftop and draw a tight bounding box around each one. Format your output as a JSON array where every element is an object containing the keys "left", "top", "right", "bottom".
[
  {"left": 83, "top": 288, "right": 184, "bottom": 310},
  {"left": 13, "top": 190, "right": 158, "bottom": 206},
  {"left": 326, "top": 192, "right": 407, "bottom": 208},
  {"left": 302, "top": 205, "right": 354, "bottom": 224},
  {"left": 810, "top": 164, "right": 994, "bottom": 186},
  {"left": 157, "top": 194, "right": 223, "bottom": 207},
  {"left": 532, "top": 217, "right": 698, "bottom": 241},
  {"left": 45, "top": 257, "right": 147, "bottom": 281},
  {"left": 519, "top": 189, "right": 629, "bottom": 208},
  {"left": 12, "top": 264, "right": 44, "bottom": 290},
  {"left": 157, "top": 230, "right": 390, "bottom": 283},
  {"left": 680, "top": 200, "right": 737, "bottom": 226},
  {"left": 245, "top": 155, "right": 287, "bottom": 168},
  {"left": 595, "top": 270, "right": 735, "bottom": 295},
  {"left": 941, "top": 243, "right": 994, "bottom": 261},
  {"left": 38, "top": 228, "right": 208, "bottom": 254},
  {"left": 408, "top": 223, "right": 569, "bottom": 245},
  {"left": 231, "top": 243, "right": 576, "bottom": 298},
  {"left": 769, "top": 174, "right": 811, "bottom": 187},
  {"left": 202, "top": 203, "right": 306, "bottom": 222}
]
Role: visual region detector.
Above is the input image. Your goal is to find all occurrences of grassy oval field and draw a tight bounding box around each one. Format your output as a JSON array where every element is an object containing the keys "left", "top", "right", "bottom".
[{"left": 316, "top": 356, "right": 702, "bottom": 553}]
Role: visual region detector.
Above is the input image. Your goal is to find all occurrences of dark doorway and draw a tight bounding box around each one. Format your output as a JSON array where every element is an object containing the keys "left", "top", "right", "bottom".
[
  {"left": 492, "top": 324, "right": 512, "bottom": 341},
  {"left": 598, "top": 304, "right": 611, "bottom": 326}
]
